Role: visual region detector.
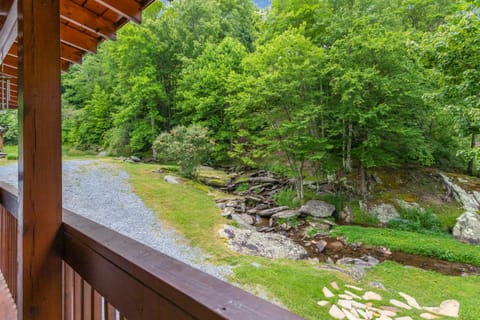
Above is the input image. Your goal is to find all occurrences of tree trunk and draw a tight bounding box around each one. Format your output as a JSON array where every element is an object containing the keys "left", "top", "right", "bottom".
[
  {"left": 360, "top": 164, "right": 367, "bottom": 197},
  {"left": 346, "top": 120, "right": 352, "bottom": 173},
  {"left": 467, "top": 133, "right": 477, "bottom": 175},
  {"left": 296, "top": 162, "right": 305, "bottom": 200}
]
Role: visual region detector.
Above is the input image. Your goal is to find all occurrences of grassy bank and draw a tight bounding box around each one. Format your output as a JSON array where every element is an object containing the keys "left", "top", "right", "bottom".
[
  {"left": 332, "top": 226, "right": 480, "bottom": 266},
  {"left": 121, "top": 162, "right": 480, "bottom": 319}
]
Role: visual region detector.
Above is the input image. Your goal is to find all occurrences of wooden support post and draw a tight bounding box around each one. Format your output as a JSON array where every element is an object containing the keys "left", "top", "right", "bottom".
[{"left": 17, "top": 0, "right": 62, "bottom": 319}]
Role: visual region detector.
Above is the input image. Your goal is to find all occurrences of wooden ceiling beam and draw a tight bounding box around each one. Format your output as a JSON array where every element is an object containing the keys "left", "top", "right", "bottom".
[
  {"left": 61, "top": 43, "right": 83, "bottom": 64},
  {"left": 60, "top": 23, "right": 97, "bottom": 54},
  {"left": 61, "top": 0, "right": 116, "bottom": 40},
  {"left": 93, "top": 0, "right": 142, "bottom": 24},
  {"left": 0, "top": 0, "right": 17, "bottom": 64}
]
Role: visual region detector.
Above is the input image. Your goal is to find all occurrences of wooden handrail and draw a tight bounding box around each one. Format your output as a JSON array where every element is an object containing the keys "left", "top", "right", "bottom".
[
  {"left": 0, "top": 184, "right": 302, "bottom": 320},
  {"left": 0, "top": 181, "right": 18, "bottom": 218}
]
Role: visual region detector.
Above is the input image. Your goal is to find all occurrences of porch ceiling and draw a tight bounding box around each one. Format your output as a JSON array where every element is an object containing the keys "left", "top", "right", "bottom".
[{"left": 0, "top": 0, "right": 155, "bottom": 108}]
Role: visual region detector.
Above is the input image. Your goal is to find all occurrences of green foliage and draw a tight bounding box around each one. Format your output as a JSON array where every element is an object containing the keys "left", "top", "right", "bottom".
[
  {"left": 276, "top": 216, "right": 300, "bottom": 228},
  {"left": 273, "top": 188, "right": 301, "bottom": 208},
  {"left": 350, "top": 202, "right": 380, "bottom": 226},
  {"left": 235, "top": 183, "right": 250, "bottom": 192},
  {"left": 389, "top": 208, "right": 442, "bottom": 233},
  {"left": 332, "top": 225, "right": 480, "bottom": 266},
  {"left": 0, "top": 110, "right": 18, "bottom": 145},
  {"left": 305, "top": 227, "right": 321, "bottom": 238},
  {"left": 153, "top": 125, "right": 212, "bottom": 178}
]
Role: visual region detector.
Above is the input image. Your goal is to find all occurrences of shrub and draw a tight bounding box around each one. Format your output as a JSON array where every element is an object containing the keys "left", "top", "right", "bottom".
[
  {"left": 236, "top": 183, "right": 250, "bottom": 192},
  {"left": 273, "top": 188, "right": 301, "bottom": 208},
  {"left": 153, "top": 125, "right": 212, "bottom": 178},
  {"left": 389, "top": 208, "right": 441, "bottom": 233}
]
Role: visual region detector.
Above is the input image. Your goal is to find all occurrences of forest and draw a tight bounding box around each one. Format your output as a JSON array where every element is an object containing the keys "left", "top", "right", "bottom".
[{"left": 50, "top": 0, "right": 480, "bottom": 198}]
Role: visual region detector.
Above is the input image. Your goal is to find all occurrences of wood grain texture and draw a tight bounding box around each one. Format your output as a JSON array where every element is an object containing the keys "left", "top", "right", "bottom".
[{"left": 17, "top": 0, "right": 63, "bottom": 318}]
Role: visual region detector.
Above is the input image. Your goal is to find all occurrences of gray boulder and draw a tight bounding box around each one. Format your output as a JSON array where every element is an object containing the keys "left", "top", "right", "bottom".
[
  {"left": 271, "top": 209, "right": 301, "bottom": 221},
  {"left": 440, "top": 173, "right": 480, "bottom": 212},
  {"left": 231, "top": 213, "right": 256, "bottom": 230},
  {"left": 257, "top": 206, "right": 290, "bottom": 217},
  {"left": 163, "top": 175, "right": 180, "bottom": 184},
  {"left": 299, "top": 200, "right": 335, "bottom": 218},
  {"left": 452, "top": 212, "right": 480, "bottom": 244},
  {"left": 371, "top": 203, "right": 399, "bottom": 224},
  {"left": 218, "top": 225, "right": 307, "bottom": 260}
]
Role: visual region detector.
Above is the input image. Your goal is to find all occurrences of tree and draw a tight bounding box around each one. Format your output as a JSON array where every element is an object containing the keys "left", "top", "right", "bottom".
[
  {"left": 176, "top": 37, "right": 248, "bottom": 162},
  {"left": 229, "top": 30, "right": 330, "bottom": 199},
  {"left": 328, "top": 21, "right": 433, "bottom": 194},
  {"left": 424, "top": 7, "right": 480, "bottom": 175}
]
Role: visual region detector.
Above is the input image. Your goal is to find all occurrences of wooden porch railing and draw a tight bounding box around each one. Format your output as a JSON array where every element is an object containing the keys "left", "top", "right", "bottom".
[
  {"left": 0, "top": 183, "right": 303, "bottom": 320},
  {"left": 0, "top": 182, "right": 18, "bottom": 304}
]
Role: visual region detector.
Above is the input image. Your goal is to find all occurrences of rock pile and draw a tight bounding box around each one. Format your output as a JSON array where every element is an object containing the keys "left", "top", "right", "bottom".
[
  {"left": 317, "top": 282, "right": 460, "bottom": 319},
  {"left": 218, "top": 225, "right": 308, "bottom": 260}
]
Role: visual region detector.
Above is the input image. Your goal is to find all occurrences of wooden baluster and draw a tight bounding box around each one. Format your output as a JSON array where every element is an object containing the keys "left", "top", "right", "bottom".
[
  {"left": 74, "top": 272, "right": 83, "bottom": 320},
  {"left": 92, "top": 290, "right": 102, "bottom": 320},
  {"left": 82, "top": 280, "right": 92, "bottom": 320},
  {"left": 64, "top": 264, "right": 74, "bottom": 320}
]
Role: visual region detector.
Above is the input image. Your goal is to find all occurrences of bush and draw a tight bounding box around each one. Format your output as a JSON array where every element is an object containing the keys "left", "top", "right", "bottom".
[
  {"left": 389, "top": 208, "right": 441, "bottom": 233},
  {"left": 153, "top": 125, "right": 212, "bottom": 178},
  {"left": 273, "top": 188, "right": 301, "bottom": 208}
]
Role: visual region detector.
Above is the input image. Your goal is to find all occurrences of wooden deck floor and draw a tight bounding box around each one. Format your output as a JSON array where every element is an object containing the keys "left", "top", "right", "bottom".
[{"left": 0, "top": 272, "right": 16, "bottom": 320}]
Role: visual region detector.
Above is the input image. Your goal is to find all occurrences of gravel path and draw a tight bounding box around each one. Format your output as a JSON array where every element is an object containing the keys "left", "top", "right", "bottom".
[{"left": 0, "top": 160, "right": 231, "bottom": 280}]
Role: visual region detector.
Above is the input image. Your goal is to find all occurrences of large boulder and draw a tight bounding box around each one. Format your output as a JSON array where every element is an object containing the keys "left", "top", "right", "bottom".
[
  {"left": 299, "top": 200, "right": 335, "bottom": 218},
  {"left": 452, "top": 212, "right": 480, "bottom": 244},
  {"left": 440, "top": 173, "right": 480, "bottom": 211},
  {"left": 371, "top": 203, "right": 400, "bottom": 224},
  {"left": 218, "top": 225, "right": 307, "bottom": 260}
]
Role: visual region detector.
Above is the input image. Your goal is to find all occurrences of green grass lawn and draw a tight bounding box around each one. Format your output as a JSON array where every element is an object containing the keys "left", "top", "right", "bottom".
[
  {"left": 332, "top": 226, "right": 480, "bottom": 266},
  {"left": 121, "top": 162, "right": 480, "bottom": 319}
]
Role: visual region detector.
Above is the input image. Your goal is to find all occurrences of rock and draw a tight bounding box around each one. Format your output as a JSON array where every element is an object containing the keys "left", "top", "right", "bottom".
[
  {"left": 329, "top": 305, "right": 346, "bottom": 319},
  {"left": 420, "top": 313, "right": 440, "bottom": 319},
  {"left": 257, "top": 206, "right": 290, "bottom": 217},
  {"left": 423, "top": 299, "right": 460, "bottom": 318},
  {"left": 316, "top": 240, "right": 328, "bottom": 253},
  {"left": 452, "top": 211, "right": 480, "bottom": 244},
  {"left": 380, "top": 306, "right": 399, "bottom": 313},
  {"left": 345, "top": 284, "right": 363, "bottom": 291},
  {"left": 216, "top": 202, "right": 226, "bottom": 210},
  {"left": 369, "top": 281, "right": 386, "bottom": 290},
  {"left": 389, "top": 299, "right": 412, "bottom": 310},
  {"left": 97, "top": 151, "right": 108, "bottom": 157},
  {"left": 130, "top": 155, "right": 141, "bottom": 162},
  {"left": 231, "top": 214, "right": 256, "bottom": 230},
  {"left": 371, "top": 203, "right": 400, "bottom": 224},
  {"left": 395, "top": 317, "right": 413, "bottom": 320},
  {"left": 344, "top": 290, "right": 362, "bottom": 300},
  {"left": 339, "top": 206, "right": 353, "bottom": 223},
  {"left": 363, "top": 291, "right": 382, "bottom": 301},
  {"left": 218, "top": 225, "right": 307, "bottom": 260},
  {"left": 221, "top": 207, "right": 235, "bottom": 218},
  {"left": 327, "top": 241, "right": 345, "bottom": 251},
  {"left": 299, "top": 200, "right": 336, "bottom": 218},
  {"left": 342, "top": 308, "right": 359, "bottom": 320},
  {"left": 248, "top": 176, "right": 280, "bottom": 184},
  {"left": 336, "top": 256, "right": 379, "bottom": 278},
  {"left": 331, "top": 281, "right": 340, "bottom": 290},
  {"left": 163, "top": 175, "right": 180, "bottom": 184},
  {"left": 440, "top": 173, "right": 480, "bottom": 211},
  {"left": 317, "top": 300, "right": 329, "bottom": 307},
  {"left": 323, "top": 287, "right": 335, "bottom": 298},
  {"left": 339, "top": 294, "right": 353, "bottom": 300},
  {"left": 199, "top": 176, "right": 229, "bottom": 188},
  {"left": 225, "top": 200, "right": 239, "bottom": 207},
  {"left": 396, "top": 199, "right": 424, "bottom": 212},
  {"left": 271, "top": 209, "right": 300, "bottom": 220},
  {"left": 398, "top": 292, "right": 421, "bottom": 309},
  {"left": 337, "top": 299, "right": 352, "bottom": 309}
]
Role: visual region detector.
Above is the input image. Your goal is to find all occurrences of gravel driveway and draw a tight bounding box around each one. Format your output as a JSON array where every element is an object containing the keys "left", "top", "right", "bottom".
[{"left": 0, "top": 160, "right": 231, "bottom": 280}]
